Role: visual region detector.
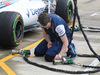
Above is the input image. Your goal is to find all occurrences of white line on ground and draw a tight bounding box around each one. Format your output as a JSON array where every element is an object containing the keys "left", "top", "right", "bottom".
[
  {"left": 91, "top": 12, "right": 100, "bottom": 16},
  {"left": 91, "top": 13, "right": 97, "bottom": 16},
  {"left": 81, "top": 58, "right": 100, "bottom": 75}
]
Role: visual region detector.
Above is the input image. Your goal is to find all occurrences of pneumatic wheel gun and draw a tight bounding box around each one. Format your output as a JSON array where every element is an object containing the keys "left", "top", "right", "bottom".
[
  {"left": 12, "top": 49, "right": 31, "bottom": 57},
  {"left": 53, "top": 57, "right": 74, "bottom": 65}
]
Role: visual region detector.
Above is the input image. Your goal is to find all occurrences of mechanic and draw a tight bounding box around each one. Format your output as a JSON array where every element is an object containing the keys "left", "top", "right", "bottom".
[{"left": 34, "top": 12, "right": 77, "bottom": 62}]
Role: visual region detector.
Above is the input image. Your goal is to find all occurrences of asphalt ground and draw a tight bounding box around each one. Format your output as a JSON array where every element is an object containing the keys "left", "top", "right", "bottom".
[{"left": 0, "top": 0, "right": 100, "bottom": 75}]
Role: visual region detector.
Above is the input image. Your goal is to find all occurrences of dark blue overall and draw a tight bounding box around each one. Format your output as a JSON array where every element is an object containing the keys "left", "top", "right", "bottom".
[{"left": 34, "top": 14, "right": 71, "bottom": 60}]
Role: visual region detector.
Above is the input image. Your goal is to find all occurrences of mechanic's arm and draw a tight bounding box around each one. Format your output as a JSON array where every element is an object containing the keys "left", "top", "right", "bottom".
[
  {"left": 54, "top": 34, "right": 69, "bottom": 60},
  {"left": 54, "top": 25, "right": 69, "bottom": 60},
  {"left": 42, "top": 28, "right": 52, "bottom": 48}
]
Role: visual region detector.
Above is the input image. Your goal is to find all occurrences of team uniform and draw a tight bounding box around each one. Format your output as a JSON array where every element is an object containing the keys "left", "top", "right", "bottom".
[{"left": 34, "top": 14, "right": 76, "bottom": 61}]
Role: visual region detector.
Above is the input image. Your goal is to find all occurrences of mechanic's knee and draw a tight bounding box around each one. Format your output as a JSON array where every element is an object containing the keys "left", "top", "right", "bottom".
[
  {"left": 44, "top": 55, "right": 54, "bottom": 62},
  {"left": 34, "top": 50, "right": 44, "bottom": 57}
]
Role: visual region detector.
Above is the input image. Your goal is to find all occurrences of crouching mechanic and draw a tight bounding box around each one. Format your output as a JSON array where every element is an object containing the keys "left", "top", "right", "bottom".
[{"left": 34, "top": 12, "right": 77, "bottom": 62}]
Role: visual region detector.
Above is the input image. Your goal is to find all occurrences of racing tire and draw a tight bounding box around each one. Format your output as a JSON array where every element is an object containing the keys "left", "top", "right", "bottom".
[
  {"left": 55, "top": 0, "right": 73, "bottom": 23},
  {"left": 0, "top": 11, "right": 24, "bottom": 47}
]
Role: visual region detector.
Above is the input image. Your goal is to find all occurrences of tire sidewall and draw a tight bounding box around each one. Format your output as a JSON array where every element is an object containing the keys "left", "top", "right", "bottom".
[
  {"left": 55, "top": 0, "right": 73, "bottom": 23},
  {"left": 12, "top": 13, "right": 24, "bottom": 47},
  {"left": 0, "top": 11, "right": 24, "bottom": 47},
  {"left": 66, "top": 0, "right": 73, "bottom": 22}
]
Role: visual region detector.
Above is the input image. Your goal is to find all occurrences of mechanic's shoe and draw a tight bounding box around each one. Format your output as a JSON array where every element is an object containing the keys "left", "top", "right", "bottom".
[{"left": 67, "top": 43, "right": 77, "bottom": 59}]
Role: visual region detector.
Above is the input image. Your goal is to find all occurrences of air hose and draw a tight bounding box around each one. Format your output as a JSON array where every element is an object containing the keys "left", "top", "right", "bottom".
[
  {"left": 83, "top": 30, "right": 100, "bottom": 32},
  {"left": 74, "top": 0, "right": 100, "bottom": 62},
  {"left": 23, "top": 0, "right": 100, "bottom": 74},
  {"left": 23, "top": 56, "right": 100, "bottom": 74},
  {"left": 82, "top": 26, "right": 100, "bottom": 32},
  {"left": 83, "top": 26, "right": 100, "bottom": 30},
  {"left": 77, "top": 54, "right": 100, "bottom": 58}
]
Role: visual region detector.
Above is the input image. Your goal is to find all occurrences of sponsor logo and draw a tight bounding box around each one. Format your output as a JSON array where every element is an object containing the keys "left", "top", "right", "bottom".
[{"left": 26, "top": 7, "right": 44, "bottom": 17}]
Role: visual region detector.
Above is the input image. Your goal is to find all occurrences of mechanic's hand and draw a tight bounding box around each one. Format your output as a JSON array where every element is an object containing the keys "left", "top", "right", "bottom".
[
  {"left": 47, "top": 42, "right": 52, "bottom": 48},
  {"left": 54, "top": 54, "right": 62, "bottom": 60}
]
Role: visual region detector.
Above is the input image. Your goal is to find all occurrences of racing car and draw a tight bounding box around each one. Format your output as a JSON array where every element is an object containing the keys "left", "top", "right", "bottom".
[{"left": 0, "top": 0, "right": 73, "bottom": 47}]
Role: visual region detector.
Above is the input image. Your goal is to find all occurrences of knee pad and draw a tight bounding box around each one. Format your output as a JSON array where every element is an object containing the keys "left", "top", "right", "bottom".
[
  {"left": 34, "top": 50, "right": 44, "bottom": 57},
  {"left": 44, "top": 55, "right": 54, "bottom": 62}
]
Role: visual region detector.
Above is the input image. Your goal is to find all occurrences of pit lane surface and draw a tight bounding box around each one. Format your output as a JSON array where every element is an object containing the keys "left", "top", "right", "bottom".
[{"left": 0, "top": 0, "right": 100, "bottom": 75}]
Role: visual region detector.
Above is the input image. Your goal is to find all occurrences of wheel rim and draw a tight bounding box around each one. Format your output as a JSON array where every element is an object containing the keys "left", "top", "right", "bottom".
[
  {"left": 15, "top": 20, "right": 23, "bottom": 40},
  {"left": 69, "top": 4, "right": 73, "bottom": 20}
]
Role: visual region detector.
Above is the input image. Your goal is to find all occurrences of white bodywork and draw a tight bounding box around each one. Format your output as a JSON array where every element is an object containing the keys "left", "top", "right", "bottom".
[{"left": 0, "top": 0, "right": 46, "bottom": 26}]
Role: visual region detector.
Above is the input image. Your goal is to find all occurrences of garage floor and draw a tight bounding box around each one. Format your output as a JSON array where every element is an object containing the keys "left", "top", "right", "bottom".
[{"left": 0, "top": 0, "right": 100, "bottom": 75}]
